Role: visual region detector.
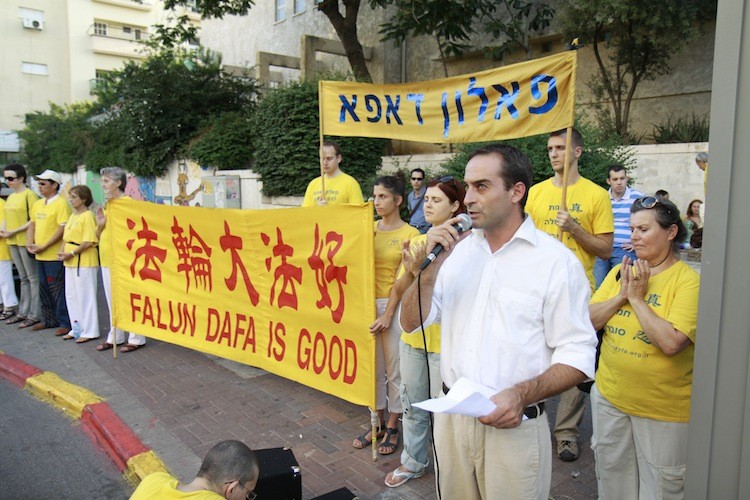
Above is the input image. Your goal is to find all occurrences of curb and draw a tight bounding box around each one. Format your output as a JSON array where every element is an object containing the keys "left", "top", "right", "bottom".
[{"left": 0, "top": 350, "right": 169, "bottom": 486}]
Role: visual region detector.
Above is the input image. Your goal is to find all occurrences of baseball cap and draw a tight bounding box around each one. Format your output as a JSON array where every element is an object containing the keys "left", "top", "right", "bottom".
[{"left": 34, "top": 169, "right": 62, "bottom": 184}]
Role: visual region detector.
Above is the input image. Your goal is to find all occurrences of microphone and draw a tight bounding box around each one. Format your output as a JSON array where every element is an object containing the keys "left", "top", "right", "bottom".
[{"left": 419, "top": 213, "right": 472, "bottom": 270}]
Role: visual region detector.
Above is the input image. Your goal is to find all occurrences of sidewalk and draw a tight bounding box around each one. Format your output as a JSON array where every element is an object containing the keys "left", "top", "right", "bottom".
[{"left": 0, "top": 292, "right": 597, "bottom": 499}]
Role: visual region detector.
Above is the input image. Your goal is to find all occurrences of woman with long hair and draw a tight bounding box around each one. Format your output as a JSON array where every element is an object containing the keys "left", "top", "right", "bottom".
[
  {"left": 352, "top": 174, "right": 419, "bottom": 456},
  {"left": 385, "top": 176, "right": 466, "bottom": 488},
  {"left": 683, "top": 199, "right": 702, "bottom": 246}
]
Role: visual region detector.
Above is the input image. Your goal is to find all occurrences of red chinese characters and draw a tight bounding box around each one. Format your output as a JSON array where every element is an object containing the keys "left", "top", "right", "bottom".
[
  {"left": 127, "top": 217, "right": 167, "bottom": 282},
  {"left": 171, "top": 217, "right": 213, "bottom": 292},
  {"left": 308, "top": 224, "right": 348, "bottom": 323},
  {"left": 262, "top": 227, "right": 302, "bottom": 310},
  {"left": 219, "top": 221, "right": 260, "bottom": 306}
]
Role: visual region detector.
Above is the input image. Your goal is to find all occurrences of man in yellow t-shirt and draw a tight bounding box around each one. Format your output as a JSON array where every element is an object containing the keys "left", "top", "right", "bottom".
[
  {"left": 131, "top": 440, "right": 259, "bottom": 500},
  {"left": 27, "top": 170, "right": 72, "bottom": 335},
  {"left": 526, "top": 128, "right": 614, "bottom": 463},
  {"left": 301, "top": 141, "right": 364, "bottom": 207}
]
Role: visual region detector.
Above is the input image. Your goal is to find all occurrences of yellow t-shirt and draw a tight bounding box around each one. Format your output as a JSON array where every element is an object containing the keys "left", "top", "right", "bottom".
[
  {"left": 4, "top": 188, "right": 40, "bottom": 246},
  {"left": 99, "top": 195, "right": 132, "bottom": 267},
  {"left": 130, "top": 472, "right": 222, "bottom": 500},
  {"left": 396, "top": 233, "right": 441, "bottom": 353},
  {"left": 62, "top": 211, "right": 99, "bottom": 268},
  {"left": 0, "top": 199, "right": 10, "bottom": 261},
  {"left": 526, "top": 177, "right": 614, "bottom": 291},
  {"left": 301, "top": 172, "right": 364, "bottom": 207},
  {"left": 373, "top": 221, "right": 419, "bottom": 298},
  {"left": 591, "top": 261, "right": 700, "bottom": 422},
  {"left": 31, "top": 195, "right": 72, "bottom": 261}
]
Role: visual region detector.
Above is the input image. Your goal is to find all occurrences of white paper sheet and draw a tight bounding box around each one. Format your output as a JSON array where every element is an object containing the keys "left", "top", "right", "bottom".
[{"left": 413, "top": 377, "right": 498, "bottom": 418}]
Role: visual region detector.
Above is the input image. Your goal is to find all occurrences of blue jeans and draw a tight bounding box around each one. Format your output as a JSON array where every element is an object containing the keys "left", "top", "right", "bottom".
[
  {"left": 37, "top": 259, "right": 70, "bottom": 328},
  {"left": 399, "top": 341, "right": 441, "bottom": 472},
  {"left": 595, "top": 247, "right": 637, "bottom": 288}
]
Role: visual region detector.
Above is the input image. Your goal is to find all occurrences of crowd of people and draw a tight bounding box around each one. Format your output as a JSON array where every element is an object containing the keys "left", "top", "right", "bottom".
[
  {"left": 304, "top": 136, "right": 701, "bottom": 499},
  {"left": 0, "top": 164, "right": 145, "bottom": 352}
]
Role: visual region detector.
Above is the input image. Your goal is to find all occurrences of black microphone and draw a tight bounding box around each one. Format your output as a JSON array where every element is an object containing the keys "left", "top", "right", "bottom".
[{"left": 419, "top": 213, "right": 472, "bottom": 270}]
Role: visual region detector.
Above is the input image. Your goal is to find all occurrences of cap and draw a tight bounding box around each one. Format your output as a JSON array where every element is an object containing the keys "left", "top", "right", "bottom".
[{"left": 34, "top": 169, "right": 62, "bottom": 184}]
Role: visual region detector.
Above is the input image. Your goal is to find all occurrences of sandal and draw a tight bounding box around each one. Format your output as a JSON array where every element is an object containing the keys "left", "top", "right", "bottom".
[
  {"left": 0, "top": 310, "right": 17, "bottom": 320},
  {"left": 18, "top": 318, "right": 41, "bottom": 329},
  {"left": 378, "top": 427, "right": 400, "bottom": 455},
  {"left": 385, "top": 466, "right": 425, "bottom": 488},
  {"left": 352, "top": 424, "right": 385, "bottom": 449},
  {"left": 120, "top": 344, "right": 144, "bottom": 353},
  {"left": 6, "top": 315, "right": 26, "bottom": 325},
  {"left": 96, "top": 342, "right": 125, "bottom": 352}
]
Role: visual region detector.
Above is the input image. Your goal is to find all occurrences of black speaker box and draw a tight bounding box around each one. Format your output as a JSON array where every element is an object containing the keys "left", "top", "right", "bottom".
[
  {"left": 254, "top": 447, "right": 302, "bottom": 500},
  {"left": 310, "top": 487, "right": 358, "bottom": 499}
]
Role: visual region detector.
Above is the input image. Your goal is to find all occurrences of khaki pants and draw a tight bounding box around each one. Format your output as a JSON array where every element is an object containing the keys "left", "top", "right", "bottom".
[
  {"left": 553, "top": 386, "right": 585, "bottom": 441},
  {"left": 434, "top": 411, "right": 551, "bottom": 500},
  {"left": 591, "top": 384, "right": 688, "bottom": 500}
]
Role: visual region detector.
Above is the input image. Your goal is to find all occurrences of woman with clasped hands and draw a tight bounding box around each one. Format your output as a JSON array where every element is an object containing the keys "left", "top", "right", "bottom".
[{"left": 589, "top": 196, "right": 700, "bottom": 500}]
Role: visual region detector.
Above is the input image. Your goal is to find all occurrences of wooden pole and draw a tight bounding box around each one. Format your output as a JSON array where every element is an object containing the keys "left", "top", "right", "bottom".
[{"left": 559, "top": 126, "right": 573, "bottom": 241}]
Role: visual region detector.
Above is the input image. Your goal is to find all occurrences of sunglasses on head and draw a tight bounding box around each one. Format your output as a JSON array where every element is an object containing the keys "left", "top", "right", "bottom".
[{"left": 636, "top": 196, "right": 674, "bottom": 216}]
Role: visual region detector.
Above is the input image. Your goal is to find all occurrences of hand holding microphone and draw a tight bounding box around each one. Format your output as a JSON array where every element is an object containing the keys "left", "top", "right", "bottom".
[{"left": 420, "top": 213, "right": 472, "bottom": 270}]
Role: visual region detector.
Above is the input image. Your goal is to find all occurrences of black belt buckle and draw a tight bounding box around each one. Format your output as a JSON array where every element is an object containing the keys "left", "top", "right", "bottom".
[{"left": 442, "top": 383, "right": 545, "bottom": 419}]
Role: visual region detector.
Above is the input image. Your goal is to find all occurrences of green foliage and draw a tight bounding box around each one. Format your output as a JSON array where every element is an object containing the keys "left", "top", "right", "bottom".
[
  {"left": 440, "top": 122, "right": 633, "bottom": 188},
  {"left": 186, "top": 110, "right": 256, "bottom": 170},
  {"left": 90, "top": 48, "right": 259, "bottom": 176},
  {"left": 370, "top": 0, "right": 482, "bottom": 76},
  {"left": 162, "top": 0, "right": 255, "bottom": 18},
  {"left": 480, "top": 0, "right": 555, "bottom": 60},
  {"left": 561, "top": 0, "right": 716, "bottom": 143},
  {"left": 252, "top": 79, "right": 387, "bottom": 197},
  {"left": 18, "top": 102, "right": 96, "bottom": 174},
  {"left": 649, "top": 113, "right": 710, "bottom": 144}
]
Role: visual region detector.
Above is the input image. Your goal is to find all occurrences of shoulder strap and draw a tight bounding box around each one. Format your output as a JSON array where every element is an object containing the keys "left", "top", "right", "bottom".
[{"left": 408, "top": 193, "right": 424, "bottom": 219}]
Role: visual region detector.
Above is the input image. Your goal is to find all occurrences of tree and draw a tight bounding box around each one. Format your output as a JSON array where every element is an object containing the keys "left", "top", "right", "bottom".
[
  {"left": 91, "top": 47, "right": 259, "bottom": 176},
  {"left": 369, "top": 0, "right": 482, "bottom": 77},
  {"left": 18, "top": 102, "right": 96, "bottom": 174},
  {"left": 479, "top": 0, "right": 555, "bottom": 61},
  {"left": 561, "top": 0, "right": 716, "bottom": 143}
]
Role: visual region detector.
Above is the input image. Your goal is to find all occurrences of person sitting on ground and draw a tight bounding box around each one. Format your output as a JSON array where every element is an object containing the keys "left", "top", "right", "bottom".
[{"left": 131, "top": 440, "right": 259, "bottom": 499}]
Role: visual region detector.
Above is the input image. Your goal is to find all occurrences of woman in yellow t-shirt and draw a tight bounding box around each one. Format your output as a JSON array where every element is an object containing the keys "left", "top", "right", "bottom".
[
  {"left": 353, "top": 175, "right": 419, "bottom": 455},
  {"left": 1, "top": 163, "right": 40, "bottom": 327},
  {"left": 58, "top": 186, "right": 100, "bottom": 343},
  {"left": 589, "top": 196, "right": 700, "bottom": 499},
  {"left": 0, "top": 198, "right": 20, "bottom": 319},
  {"left": 385, "top": 176, "right": 466, "bottom": 488}
]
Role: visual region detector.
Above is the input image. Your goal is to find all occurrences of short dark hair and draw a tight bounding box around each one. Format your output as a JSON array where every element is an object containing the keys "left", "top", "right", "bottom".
[
  {"left": 70, "top": 185, "right": 94, "bottom": 207},
  {"left": 4, "top": 163, "right": 27, "bottom": 183},
  {"left": 466, "top": 143, "right": 532, "bottom": 214},
  {"left": 549, "top": 127, "right": 584, "bottom": 149},
  {"left": 607, "top": 164, "right": 626, "bottom": 177},
  {"left": 374, "top": 173, "right": 407, "bottom": 206},
  {"left": 322, "top": 141, "right": 341, "bottom": 156},
  {"left": 655, "top": 189, "right": 669, "bottom": 198},
  {"left": 410, "top": 168, "right": 425, "bottom": 179},
  {"left": 631, "top": 197, "right": 687, "bottom": 253},
  {"left": 197, "top": 440, "right": 259, "bottom": 486}
]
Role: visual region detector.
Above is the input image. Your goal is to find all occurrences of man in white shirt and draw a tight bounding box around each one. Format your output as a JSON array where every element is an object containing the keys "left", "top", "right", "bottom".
[{"left": 400, "top": 144, "right": 596, "bottom": 499}]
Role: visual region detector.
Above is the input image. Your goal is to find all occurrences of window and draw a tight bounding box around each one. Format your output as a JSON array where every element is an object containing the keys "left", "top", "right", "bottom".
[
  {"left": 22, "top": 62, "right": 48, "bottom": 76},
  {"left": 134, "top": 29, "right": 142, "bottom": 40},
  {"left": 294, "top": 0, "right": 305, "bottom": 14},
  {"left": 123, "top": 26, "right": 132, "bottom": 34},
  {"left": 275, "top": 0, "right": 286, "bottom": 22},
  {"left": 94, "top": 22, "right": 107, "bottom": 36}
]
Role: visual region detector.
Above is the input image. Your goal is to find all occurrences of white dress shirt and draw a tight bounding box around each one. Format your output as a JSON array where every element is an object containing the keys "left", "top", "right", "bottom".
[{"left": 411, "top": 216, "right": 597, "bottom": 395}]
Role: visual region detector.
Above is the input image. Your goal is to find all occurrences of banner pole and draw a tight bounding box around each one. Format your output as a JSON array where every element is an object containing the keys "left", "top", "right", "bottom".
[
  {"left": 559, "top": 126, "right": 573, "bottom": 241},
  {"left": 318, "top": 81, "right": 326, "bottom": 204}
]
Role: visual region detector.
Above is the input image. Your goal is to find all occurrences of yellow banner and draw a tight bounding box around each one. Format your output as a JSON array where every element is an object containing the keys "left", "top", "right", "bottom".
[
  {"left": 320, "top": 51, "right": 576, "bottom": 143},
  {"left": 108, "top": 199, "right": 377, "bottom": 407}
]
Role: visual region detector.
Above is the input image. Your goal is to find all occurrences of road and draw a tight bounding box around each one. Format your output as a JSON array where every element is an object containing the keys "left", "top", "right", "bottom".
[{"left": 0, "top": 378, "right": 133, "bottom": 500}]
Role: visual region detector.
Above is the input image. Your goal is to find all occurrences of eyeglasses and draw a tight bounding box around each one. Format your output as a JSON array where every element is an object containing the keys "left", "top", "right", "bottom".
[
  {"left": 4, "top": 176, "right": 17, "bottom": 181},
  {"left": 224, "top": 480, "right": 257, "bottom": 500},
  {"left": 411, "top": 177, "right": 423, "bottom": 181},
  {"left": 438, "top": 175, "right": 454, "bottom": 182},
  {"left": 636, "top": 196, "right": 660, "bottom": 209}
]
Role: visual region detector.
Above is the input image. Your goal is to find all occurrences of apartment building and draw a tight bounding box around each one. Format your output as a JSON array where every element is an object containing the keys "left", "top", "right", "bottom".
[{"left": 0, "top": 0, "right": 200, "bottom": 160}]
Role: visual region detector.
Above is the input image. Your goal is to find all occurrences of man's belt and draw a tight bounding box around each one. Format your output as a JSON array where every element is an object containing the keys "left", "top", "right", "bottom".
[{"left": 441, "top": 382, "right": 545, "bottom": 420}]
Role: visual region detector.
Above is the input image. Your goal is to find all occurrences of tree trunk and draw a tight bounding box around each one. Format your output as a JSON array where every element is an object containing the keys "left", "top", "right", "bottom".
[{"left": 318, "top": 0, "right": 372, "bottom": 82}]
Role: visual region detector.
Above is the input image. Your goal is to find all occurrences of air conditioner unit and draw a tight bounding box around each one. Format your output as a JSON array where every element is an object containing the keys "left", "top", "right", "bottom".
[{"left": 22, "top": 17, "right": 43, "bottom": 30}]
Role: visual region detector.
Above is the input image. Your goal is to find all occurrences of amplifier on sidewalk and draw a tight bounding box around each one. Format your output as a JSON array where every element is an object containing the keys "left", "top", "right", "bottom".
[{"left": 254, "top": 447, "right": 302, "bottom": 500}]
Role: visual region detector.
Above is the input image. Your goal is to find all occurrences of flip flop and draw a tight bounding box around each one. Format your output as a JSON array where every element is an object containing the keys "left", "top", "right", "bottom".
[
  {"left": 385, "top": 467, "right": 425, "bottom": 488},
  {"left": 120, "top": 344, "right": 144, "bottom": 353},
  {"left": 96, "top": 342, "right": 125, "bottom": 351}
]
